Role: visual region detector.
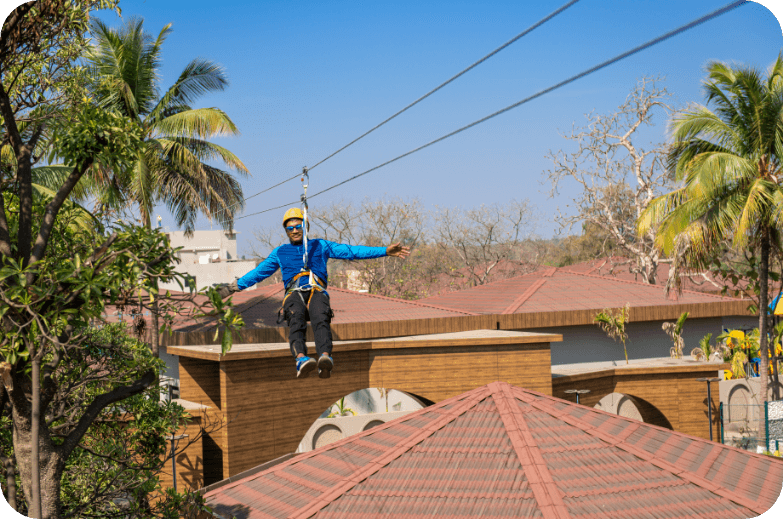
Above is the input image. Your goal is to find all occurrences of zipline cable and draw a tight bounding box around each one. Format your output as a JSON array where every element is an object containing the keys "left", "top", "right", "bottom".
[
  {"left": 236, "top": 0, "right": 745, "bottom": 218},
  {"left": 206, "top": 0, "right": 581, "bottom": 225},
  {"left": 306, "top": 0, "right": 582, "bottom": 172}
]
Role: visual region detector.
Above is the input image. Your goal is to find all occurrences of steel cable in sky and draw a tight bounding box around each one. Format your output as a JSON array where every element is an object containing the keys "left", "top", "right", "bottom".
[
  {"left": 269, "top": 0, "right": 747, "bottom": 210},
  {"left": 305, "top": 0, "right": 583, "bottom": 172},
  {"left": 211, "top": 0, "right": 582, "bottom": 225}
]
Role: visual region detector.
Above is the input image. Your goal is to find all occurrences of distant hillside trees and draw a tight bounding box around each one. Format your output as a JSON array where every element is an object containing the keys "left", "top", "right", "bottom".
[{"left": 249, "top": 197, "right": 539, "bottom": 299}]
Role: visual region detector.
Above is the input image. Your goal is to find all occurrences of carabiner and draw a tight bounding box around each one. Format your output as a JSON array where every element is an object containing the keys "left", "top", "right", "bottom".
[{"left": 301, "top": 166, "right": 309, "bottom": 189}]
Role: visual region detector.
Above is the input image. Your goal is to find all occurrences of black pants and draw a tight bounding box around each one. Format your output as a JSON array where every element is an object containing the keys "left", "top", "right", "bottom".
[{"left": 284, "top": 290, "right": 334, "bottom": 358}]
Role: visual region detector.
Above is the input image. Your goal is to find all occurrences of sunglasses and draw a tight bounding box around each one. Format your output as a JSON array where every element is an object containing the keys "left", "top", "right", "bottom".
[{"left": 285, "top": 224, "right": 303, "bottom": 232}]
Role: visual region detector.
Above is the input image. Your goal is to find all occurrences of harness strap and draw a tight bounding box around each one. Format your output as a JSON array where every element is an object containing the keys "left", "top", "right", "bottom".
[{"left": 279, "top": 270, "right": 326, "bottom": 319}]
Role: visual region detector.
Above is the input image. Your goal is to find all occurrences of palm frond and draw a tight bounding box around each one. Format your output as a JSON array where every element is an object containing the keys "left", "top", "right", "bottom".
[
  {"left": 31, "top": 184, "right": 98, "bottom": 231},
  {"left": 31, "top": 165, "right": 92, "bottom": 203},
  {"left": 158, "top": 137, "right": 248, "bottom": 174},
  {"left": 151, "top": 107, "right": 241, "bottom": 140},
  {"left": 148, "top": 58, "right": 229, "bottom": 123}
]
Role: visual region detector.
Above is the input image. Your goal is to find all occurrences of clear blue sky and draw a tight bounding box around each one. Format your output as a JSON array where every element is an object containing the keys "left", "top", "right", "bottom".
[{"left": 15, "top": 1, "right": 783, "bottom": 253}]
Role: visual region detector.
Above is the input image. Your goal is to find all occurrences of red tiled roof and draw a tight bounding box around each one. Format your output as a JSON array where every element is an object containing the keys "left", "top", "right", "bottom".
[
  {"left": 562, "top": 257, "right": 745, "bottom": 294},
  {"left": 419, "top": 267, "right": 741, "bottom": 315},
  {"left": 204, "top": 381, "right": 782, "bottom": 518},
  {"left": 176, "top": 284, "right": 477, "bottom": 332}
]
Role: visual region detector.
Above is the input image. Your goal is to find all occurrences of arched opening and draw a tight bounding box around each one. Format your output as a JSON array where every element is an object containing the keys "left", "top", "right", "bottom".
[
  {"left": 593, "top": 392, "right": 672, "bottom": 429},
  {"left": 594, "top": 392, "right": 642, "bottom": 422},
  {"left": 625, "top": 394, "right": 674, "bottom": 430},
  {"left": 296, "top": 387, "right": 429, "bottom": 453}
]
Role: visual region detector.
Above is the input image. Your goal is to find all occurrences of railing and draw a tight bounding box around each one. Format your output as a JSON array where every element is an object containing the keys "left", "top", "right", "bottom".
[{"left": 719, "top": 401, "right": 783, "bottom": 455}]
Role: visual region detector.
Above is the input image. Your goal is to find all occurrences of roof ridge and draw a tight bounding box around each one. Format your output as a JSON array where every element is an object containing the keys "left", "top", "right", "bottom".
[
  {"left": 287, "top": 389, "right": 490, "bottom": 519},
  {"left": 489, "top": 382, "right": 570, "bottom": 519},
  {"left": 509, "top": 386, "right": 766, "bottom": 514},
  {"left": 327, "top": 286, "right": 478, "bottom": 316},
  {"left": 558, "top": 269, "right": 740, "bottom": 301},
  {"left": 501, "top": 278, "right": 548, "bottom": 314}
]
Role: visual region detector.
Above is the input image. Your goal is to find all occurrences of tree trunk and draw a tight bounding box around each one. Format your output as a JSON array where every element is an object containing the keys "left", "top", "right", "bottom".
[
  {"left": 759, "top": 229, "right": 771, "bottom": 449},
  {"left": 13, "top": 401, "right": 62, "bottom": 519},
  {"left": 150, "top": 291, "right": 160, "bottom": 358},
  {"left": 30, "top": 355, "right": 42, "bottom": 519},
  {"left": 2, "top": 456, "right": 16, "bottom": 511}
]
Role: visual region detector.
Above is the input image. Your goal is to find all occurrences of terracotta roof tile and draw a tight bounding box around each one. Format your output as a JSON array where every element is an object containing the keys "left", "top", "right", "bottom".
[
  {"left": 176, "top": 284, "right": 476, "bottom": 332},
  {"left": 205, "top": 382, "right": 782, "bottom": 518},
  {"left": 420, "top": 267, "right": 741, "bottom": 315}
]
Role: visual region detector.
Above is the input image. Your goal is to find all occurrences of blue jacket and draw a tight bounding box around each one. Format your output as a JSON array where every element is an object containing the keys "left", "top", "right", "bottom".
[{"left": 237, "top": 239, "right": 387, "bottom": 292}]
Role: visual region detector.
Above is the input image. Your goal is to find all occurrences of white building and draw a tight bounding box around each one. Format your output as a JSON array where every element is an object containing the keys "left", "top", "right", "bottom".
[{"left": 159, "top": 229, "right": 258, "bottom": 292}]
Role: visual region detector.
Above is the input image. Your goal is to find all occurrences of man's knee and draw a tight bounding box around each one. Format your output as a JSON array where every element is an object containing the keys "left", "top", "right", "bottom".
[
  {"left": 285, "top": 301, "right": 307, "bottom": 327},
  {"left": 310, "top": 293, "right": 333, "bottom": 323}
]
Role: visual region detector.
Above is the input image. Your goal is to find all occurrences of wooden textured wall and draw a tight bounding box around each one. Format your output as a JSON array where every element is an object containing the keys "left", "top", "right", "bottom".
[
  {"left": 220, "top": 350, "right": 372, "bottom": 478},
  {"left": 178, "top": 358, "right": 225, "bottom": 485},
  {"left": 367, "top": 343, "right": 552, "bottom": 403},
  {"left": 552, "top": 366, "right": 724, "bottom": 441},
  {"left": 158, "top": 415, "right": 204, "bottom": 493}
]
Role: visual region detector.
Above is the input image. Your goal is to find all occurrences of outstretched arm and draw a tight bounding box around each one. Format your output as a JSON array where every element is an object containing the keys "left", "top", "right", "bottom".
[
  {"left": 217, "top": 250, "right": 281, "bottom": 299},
  {"left": 237, "top": 250, "right": 281, "bottom": 290},
  {"left": 386, "top": 242, "right": 411, "bottom": 259}
]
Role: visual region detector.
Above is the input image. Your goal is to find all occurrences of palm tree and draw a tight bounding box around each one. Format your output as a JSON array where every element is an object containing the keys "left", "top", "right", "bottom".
[
  {"left": 638, "top": 55, "right": 783, "bottom": 403},
  {"left": 85, "top": 17, "right": 248, "bottom": 232},
  {"left": 85, "top": 18, "right": 248, "bottom": 357}
]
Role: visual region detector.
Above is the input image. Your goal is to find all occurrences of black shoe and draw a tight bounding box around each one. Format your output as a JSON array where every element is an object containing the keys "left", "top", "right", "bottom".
[{"left": 318, "top": 355, "right": 333, "bottom": 379}]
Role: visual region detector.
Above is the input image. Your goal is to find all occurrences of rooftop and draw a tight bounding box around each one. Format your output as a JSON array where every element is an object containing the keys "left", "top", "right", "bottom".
[
  {"left": 420, "top": 266, "right": 743, "bottom": 316},
  {"left": 204, "top": 381, "right": 782, "bottom": 519},
  {"left": 175, "top": 283, "right": 478, "bottom": 333}
]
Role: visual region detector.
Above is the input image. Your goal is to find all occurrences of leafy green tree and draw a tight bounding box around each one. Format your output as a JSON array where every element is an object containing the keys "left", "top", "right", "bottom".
[
  {"left": 0, "top": 4, "right": 243, "bottom": 517},
  {"left": 638, "top": 55, "right": 783, "bottom": 404},
  {"left": 2, "top": 322, "right": 216, "bottom": 518},
  {"left": 85, "top": 17, "right": 249, "bottom": 233}
]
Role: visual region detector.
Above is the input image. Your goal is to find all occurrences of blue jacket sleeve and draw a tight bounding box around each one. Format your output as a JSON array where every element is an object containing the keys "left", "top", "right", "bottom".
[
  {"left": 237, "top": 249, "right": 281, "bottom": 290},
  {"left": 323, "top": 240, "right": 387, "bottom": 260}
]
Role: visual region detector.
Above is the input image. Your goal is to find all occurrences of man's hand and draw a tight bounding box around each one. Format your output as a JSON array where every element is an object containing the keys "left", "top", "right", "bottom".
[
  {"left": 216, "top": 280, "right": 239, "bottom": 299},
  {"left": 386, "top": 242, "right": 411, "bottom": 259}
]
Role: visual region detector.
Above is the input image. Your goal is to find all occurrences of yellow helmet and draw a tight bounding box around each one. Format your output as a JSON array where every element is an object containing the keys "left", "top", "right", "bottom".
[{"left": 282, "top": 207, "right": 304, "bottom": 227}]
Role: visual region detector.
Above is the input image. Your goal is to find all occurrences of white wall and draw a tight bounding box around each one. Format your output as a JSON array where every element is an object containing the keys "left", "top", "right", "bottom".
[
  {"left": 166, "top": 229, "right": 239, "bottom": 262},
  {"left": 318, "top": 388, "right": 426, "bottom": 418},
  {"left": 160, "top": 260, "right": 258, "bottom": 292}
]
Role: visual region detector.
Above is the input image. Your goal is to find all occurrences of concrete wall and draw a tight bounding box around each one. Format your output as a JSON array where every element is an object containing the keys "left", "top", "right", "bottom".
[
  {"left": 160, "top": 260, "right": 258, "bottom": 292},
  {"left": 533, "top": 315, "right": 757, "bottom": 366},
  {"left": 157, "top": 230, "right": 258, "bottom": 291},
  {"left": 167, "top": 230, "right": 239, "bottom": 263},
  {"left": 317, "top": 388, "right": 426, "bottom": 418}
]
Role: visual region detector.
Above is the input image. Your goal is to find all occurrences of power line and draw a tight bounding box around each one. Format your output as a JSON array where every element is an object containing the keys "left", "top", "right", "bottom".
[
  {"left": 306, "top": 0, "right": 582, "bottom": 172},
  {"left": 282, "top": 0, "right": 748, "bottom": 205},
  {"left": 210, "top": 0, "right": 581, "bottom": 226}
]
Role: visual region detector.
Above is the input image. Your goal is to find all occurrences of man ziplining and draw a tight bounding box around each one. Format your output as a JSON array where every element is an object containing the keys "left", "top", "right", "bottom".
[{"left": 218, "top": 207, "right": 410, "bottom": 379}]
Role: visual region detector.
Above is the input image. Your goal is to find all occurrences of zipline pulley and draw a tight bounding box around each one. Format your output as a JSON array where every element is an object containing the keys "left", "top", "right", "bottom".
[{"left": 300, "top": 167, "right": 310, "bottom": 272}]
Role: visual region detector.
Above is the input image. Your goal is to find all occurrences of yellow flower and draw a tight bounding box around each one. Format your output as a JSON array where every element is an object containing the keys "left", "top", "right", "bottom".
[{"left": 724, "top": 369, "right": 734, "bottom": 380}]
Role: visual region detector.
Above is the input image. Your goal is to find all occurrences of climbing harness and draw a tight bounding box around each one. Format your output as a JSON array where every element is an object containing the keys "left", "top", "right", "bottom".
[{"left": 277, "top": 167, "right": 327, "bottom": 323}]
